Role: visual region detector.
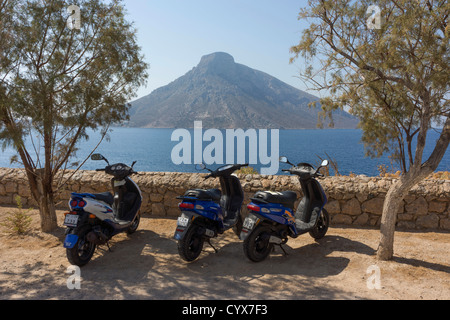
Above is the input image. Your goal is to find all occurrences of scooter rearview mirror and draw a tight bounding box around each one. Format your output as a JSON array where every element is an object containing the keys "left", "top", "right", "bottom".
[
  {"left": 195, "top": 163, "right": 206, "bottom": 171},
  {"left": 321, "top": 159, "right": 329, "bottom": 167},
  {"left": 279, "top": 156, "right": 293, "bottom": 166},
  {"left": 91, "top": 153, "right": 109, "bottom": 165},
  {"left": 91, "top": 153, "right": 103, "bottom": 161}
]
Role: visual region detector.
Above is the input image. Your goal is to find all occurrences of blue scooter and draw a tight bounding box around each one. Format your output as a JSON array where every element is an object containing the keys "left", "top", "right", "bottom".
[
  {"left": 174, "top": 163, "right": 248, "bottom": 262},
  {"left": 240, "top": 156, "right": 330, "bottom": 262},
  {"left": 63, "top": 154, "right": 142, "bottom": 266}
]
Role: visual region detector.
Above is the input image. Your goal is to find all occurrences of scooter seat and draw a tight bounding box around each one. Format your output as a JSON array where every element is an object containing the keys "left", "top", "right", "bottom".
[
  {"left": 90, "top": 192, "right": 114, "bottom": 205},
  {"left": 251, "top": 191, "right": 297, "bottom": 210},
  {"left": 183, "top": 188, "right": 221, "bottom": 202}
]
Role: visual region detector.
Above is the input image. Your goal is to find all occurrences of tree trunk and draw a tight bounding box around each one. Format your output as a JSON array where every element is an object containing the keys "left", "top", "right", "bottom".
[
  {"left": 378, "top": 114, "right": 450, "bottom": 261},
  {"left": 36, "top": 184, "right": 57, "bottom": 233},
  {"left": 377, "top": 167, "right": 431, "bottom": 260},
  {"left": 377, "top": 178, "right": 409, "bottom": 260},
  {"left": 32, "top": 169, "right": 58, "bottom": 232}
]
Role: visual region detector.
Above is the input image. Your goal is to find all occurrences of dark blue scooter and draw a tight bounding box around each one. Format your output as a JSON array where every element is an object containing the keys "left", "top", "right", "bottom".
[
  {"left": 240, "top": 156, "right": 330, "bottom": 262},
  {"left": 174, "top": 163, "right": 248, "bottom": 261}
]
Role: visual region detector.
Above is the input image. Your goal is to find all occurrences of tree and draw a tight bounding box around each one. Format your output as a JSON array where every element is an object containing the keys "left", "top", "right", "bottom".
[
  {"left": 290, "top": 0, "right": 449, "bottom": 260},
  {"left": 0, "top": 0, "right": 148, "bottom": 232}
]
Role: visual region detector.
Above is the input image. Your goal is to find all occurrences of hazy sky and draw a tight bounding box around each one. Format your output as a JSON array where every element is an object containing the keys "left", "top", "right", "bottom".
[{"left": 123, "top": 1, "right": 311, "bottom": 100}]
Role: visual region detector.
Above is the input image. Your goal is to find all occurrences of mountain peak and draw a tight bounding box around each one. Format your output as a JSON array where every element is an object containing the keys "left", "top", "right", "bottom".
[
  {"left": 198, "top": 52, "right": 235, "bottom": 67},
  {"left": 128, "top": 53, "right": 358, "bottom": 129}
]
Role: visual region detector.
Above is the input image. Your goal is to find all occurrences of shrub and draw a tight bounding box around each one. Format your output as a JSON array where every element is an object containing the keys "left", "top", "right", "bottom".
[
  {"left": 236, "top": 166, "right": 259, "bottom": 174},
  {"left": 0, "top": 195, "right": 33, "bottom": 235}
]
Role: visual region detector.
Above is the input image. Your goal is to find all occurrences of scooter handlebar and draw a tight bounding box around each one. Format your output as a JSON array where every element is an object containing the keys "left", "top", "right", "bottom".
[
  {"left": 315, "top": 171, "right": 325, "bottom": 177},
  {"left": 203, "top": 163, "right": 249, "bottom": 179}
]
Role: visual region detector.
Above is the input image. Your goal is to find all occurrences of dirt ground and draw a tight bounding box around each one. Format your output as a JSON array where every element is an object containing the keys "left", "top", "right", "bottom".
[{"left": 0, "top": 207, "right": 449, "bottom": 300}]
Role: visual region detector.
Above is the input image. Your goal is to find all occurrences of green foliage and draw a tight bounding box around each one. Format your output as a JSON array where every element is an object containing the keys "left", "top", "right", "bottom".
[
  {"left": 0, "top": 0, "right": 148, "bottom": 171},
  {"left": 0, "top": 195, "right": 33, "bottom": 235},
  {"left": 0, "top": 0, "right": 148, "bottom": 231},
  {"left": 236, "top": 166, "right": 259, "bottom": 174},
  {"left": 290, "top": 0, "right": 449, "bottom": 173}
]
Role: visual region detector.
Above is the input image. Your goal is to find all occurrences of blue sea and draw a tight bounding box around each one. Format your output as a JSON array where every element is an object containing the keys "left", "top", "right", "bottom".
[{"left": 0, "top": 128, "right": 448, "bottom": 176}]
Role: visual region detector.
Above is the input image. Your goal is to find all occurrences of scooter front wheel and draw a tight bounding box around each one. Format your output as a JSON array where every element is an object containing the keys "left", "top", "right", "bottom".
[
  {"left": 232, "top": 214, "right": 243, "bottom": 237},
  {"left": 127, "top": 212, "right": 140, "bottom": 235},
  {"left": 309, "top": 208, "right": 329, "bottom": 240},
  {"left": 243, "top": 224, "right": 273, "bottom": 262},
  {"left": 66, "top": 225, "right": 96, "bottom": 267},
  {"left": 177, "top": 224, "right": 204, "bottom": 262}
]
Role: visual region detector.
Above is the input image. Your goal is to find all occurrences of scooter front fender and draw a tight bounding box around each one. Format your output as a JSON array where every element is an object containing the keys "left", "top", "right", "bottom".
[{"left": 63, "top": 233, "right": 79, "bottom": 249}]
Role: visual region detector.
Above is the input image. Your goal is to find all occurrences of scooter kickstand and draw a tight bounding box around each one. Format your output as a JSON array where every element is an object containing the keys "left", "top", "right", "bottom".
[
  {"left": 207, "top": 239, "right": 218, "bottom": 253},
  {"left": 278, "top": 244, "right": 288, "bottom": 256},
  {"left": 106, "top": 241, "right": 113, "bottom": 252}
]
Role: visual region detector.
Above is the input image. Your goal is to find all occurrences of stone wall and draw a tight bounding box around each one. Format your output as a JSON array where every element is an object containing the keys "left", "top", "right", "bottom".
[{"left": 0, "top": 168, "right": 449, "bottom": 230}]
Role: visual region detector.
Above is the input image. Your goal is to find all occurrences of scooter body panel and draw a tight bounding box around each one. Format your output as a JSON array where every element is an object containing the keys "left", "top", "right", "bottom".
[
  {"left": 242, "top": 177, "right": 328, "bottom": 241},
  {"left": 240, "top": 203, "right": 297, "bottom": 241},
  {"left": 174, "top": 199, "right": 224, "bottom": 240},
  {"left": 69, "top": 193, "right": 113, "bottom": 217}
]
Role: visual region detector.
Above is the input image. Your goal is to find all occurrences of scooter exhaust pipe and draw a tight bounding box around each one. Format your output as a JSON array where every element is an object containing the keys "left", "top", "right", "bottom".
[
  {"left": 87, "top": 230, "right": 108, "bottom": 245},
  {"left": 269, "top": 235, "right": 283, "bottom": 244}
]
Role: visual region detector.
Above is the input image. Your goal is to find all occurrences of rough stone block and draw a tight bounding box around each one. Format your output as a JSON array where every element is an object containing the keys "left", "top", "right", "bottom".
[
  {"left": 324, "top": 200, "right": 340, "bottom": 214},
  {"left": 416, "top": 214, "right": 439, "bottom": 229},
  {"left": 342, "top": 198, "right": 361, "bottom": 216},
  {"left": 361, "top": 197, "right": 384, "bottom": 215},
  {"left": 405, "top": 196, "right": 428, "bottom": 216}
]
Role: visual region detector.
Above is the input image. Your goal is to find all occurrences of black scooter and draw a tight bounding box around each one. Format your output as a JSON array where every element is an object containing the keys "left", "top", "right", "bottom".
[
  {"left": 63, "top": 154, "right": 142, "bottom": 266},
  {"left": 240, "top": 156, "right": 330, "bottom": 262},
  {"left": 174, "top": 163, "right": 248, "bottom": 261}
]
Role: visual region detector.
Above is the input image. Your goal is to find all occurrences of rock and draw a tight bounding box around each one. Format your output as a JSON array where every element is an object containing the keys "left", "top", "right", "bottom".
[
  {"left": 324, "top": 200, "right": 340, "bottom": 214},
  {"left": 440, "top": 218, "right": 450, "bottom": 230},
  {"left": 362, "top": 197, "right": 385, "bottom": 215},
  {"left": 0, "top": 195, "right": 12, "bottom": 205},
  {"left": 428, "top": 201, "right": 447, "bottom": 213},
  {"left": 150, "top": 193, "right": 164, "bottom": 202},
  {"left": 416, "top": 214, "right": 439, "bottom": 229},
  {"left": 332, "top": 214, "right": 352, "bottom": 225},
  {"left": 397, "top": 221, "right": 416, "bottom": 229},
  {"left": 354, "top": 213, "right": 369, "bottom": 225},
  {"left": 151, "top": 203, "right": 166, "bottom": 216},
  {"left": 356, "top": 192, "right": 368, "bottom": 203},
  {"left": 166, "top": 207, "right": 180, "bottom": 217},
  {"left": 397, "top": 214, "right": 414, "bottom": 221},
  {"left": 341, "top": 198, "right": 361, "bottom": 216},
  {"left": 405, "top": 196, "right": 428, "bottom": 216},
  {"left": 5, "top": 182, "right": 16, "bottom": 193}
]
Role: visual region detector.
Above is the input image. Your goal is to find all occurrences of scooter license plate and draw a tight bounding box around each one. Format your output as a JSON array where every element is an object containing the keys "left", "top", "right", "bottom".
[
  {"left": 243, "top": 217, "right": 255, "bottom": 230},
  {"left": 177, "top": 216, "right": 189, "bottom": 227},
  {"left": 64, "top": 214, "right": 79, "bottom": 227}
]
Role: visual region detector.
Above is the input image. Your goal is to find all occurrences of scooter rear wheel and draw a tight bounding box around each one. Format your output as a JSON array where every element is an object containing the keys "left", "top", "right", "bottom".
[
  {"left": 243, "top": 224, "right": 273, "bottom": 262},
  {"left": 66, "top": 225, "right": 96, "bottom": 267},
  {"left": 177, "top": 224, "right": 204, "bottom": 262}
]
